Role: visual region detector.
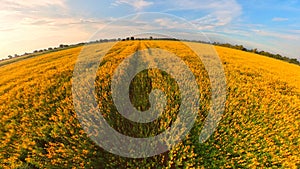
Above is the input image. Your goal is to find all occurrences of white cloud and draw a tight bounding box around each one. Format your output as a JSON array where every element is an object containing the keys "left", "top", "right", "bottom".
[
  {"left": 113, "top": 0, "right": 153, "bottom": 10},
  {"left": 253, "top": 29, "right": 300, "bottom": 40},
  {"left": 154, "top": 18, "right": 190, "bottom": 29},
  {"left": 0, "top": 0, "right": 105, "bottom": 59},
  {"left": 0, "top": 0, "right": 298, "bottom": 61},
  {"left": 162, "top": 0, "right": 242, "bottom": 30},
  {"left": 0, "top": 0, "right": 68, "bottom": 30},
  {"left": 272, "top": 17, "right": 289, "bottom": 22},
  {"left": 0, "top": 0, "right": 66, "bottom": 9}
]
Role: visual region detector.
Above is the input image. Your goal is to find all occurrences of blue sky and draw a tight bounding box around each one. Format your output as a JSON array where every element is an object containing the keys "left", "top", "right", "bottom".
[{"left": 0, "top": 0, "right": 300, "bottom": 60}]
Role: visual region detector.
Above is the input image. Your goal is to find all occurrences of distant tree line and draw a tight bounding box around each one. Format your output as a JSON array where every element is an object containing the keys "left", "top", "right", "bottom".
[
  {"left": 2, "top": 37, "right": 299, "bottom": 66},
  {"left": 212, "top": 42, "right": 300, "bottom": 65}
]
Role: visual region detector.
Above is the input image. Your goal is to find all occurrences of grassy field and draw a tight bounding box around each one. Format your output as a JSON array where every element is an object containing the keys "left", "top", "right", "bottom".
[{"left": 0, "top": 40, "right": 299, "bottom": 168}]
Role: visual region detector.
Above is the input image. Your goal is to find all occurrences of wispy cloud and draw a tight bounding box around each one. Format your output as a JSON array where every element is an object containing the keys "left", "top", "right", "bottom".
[
  {"left": 0, "top": 0, "right": 103, "bottom": 58},
  {"left": 112, "top": 0, "right": 153, "bottom": 10},
  {"left": 153, "top": 18, "right": 192, "bottom": 30},
  {"left": 0, "top": 0, "right": 69, "bottom": 28},
  {"left": 0, "top": 0, "right": 67, "bottom": 10},
  {"left": 163, "top": 0, "right": 242, "bottom": 30},
  {"left": 0, "top": 0, "right": 299, "bottom": 61},
  {"left": 272, "top": 17, "right": 289, "bottom": 22},
  {"left": 253, "top": 29, "right": 300, "bottom": 41}
]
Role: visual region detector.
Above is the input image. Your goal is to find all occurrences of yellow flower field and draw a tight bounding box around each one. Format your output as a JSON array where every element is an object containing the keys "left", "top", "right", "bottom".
[{"left": 0, "top": 40, "right": 299, "bottom": 168}]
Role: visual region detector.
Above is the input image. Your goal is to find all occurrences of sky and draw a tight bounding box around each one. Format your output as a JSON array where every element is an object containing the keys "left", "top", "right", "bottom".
[{"left": 1, "top": 0, "right": 300, "bottom": 60}]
